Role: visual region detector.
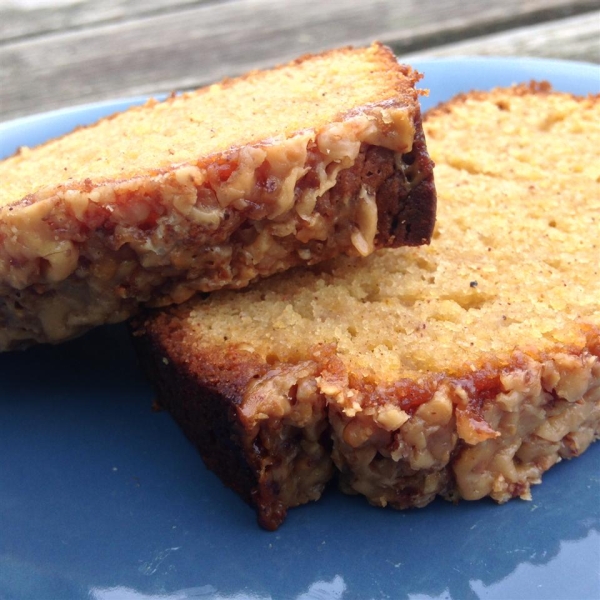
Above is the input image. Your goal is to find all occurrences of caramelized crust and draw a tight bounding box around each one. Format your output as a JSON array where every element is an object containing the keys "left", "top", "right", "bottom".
[
  {"left": 134, "top": 313, "right": 599, "bottom": 530},
  {"left": 0, "top": 43, "right": 435, "bottom": 350}
]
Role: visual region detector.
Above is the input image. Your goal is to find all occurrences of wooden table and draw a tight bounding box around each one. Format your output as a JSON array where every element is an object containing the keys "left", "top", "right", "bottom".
[{"left": 0, "top": 0, "right": 598, "bottom": 122}]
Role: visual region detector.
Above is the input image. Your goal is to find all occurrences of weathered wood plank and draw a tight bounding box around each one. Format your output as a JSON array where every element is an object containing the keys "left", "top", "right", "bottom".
[
  {"left": 402, "top": 12, "right": 600, "bottom": 64},
  {"left": 0, "top": 0, "right": 222, "bottom": 42},
  {"left": 0, "top": 0, "right": 598, "bottom": 121},
  {"left": 0, "top": 0, "right": 594, "bottom": 43}
]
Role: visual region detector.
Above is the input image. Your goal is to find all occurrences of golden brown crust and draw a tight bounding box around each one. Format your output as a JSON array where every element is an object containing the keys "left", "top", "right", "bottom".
[{"left": 426, "top": 80, "right": 600, "bottom": 123}]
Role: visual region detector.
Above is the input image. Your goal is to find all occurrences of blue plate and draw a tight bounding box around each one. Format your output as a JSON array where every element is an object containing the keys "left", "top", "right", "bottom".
[{"left": 1, "top": 58, "right": 599, "bottom": 600}]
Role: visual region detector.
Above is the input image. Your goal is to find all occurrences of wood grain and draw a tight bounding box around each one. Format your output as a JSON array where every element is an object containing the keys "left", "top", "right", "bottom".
[
  {"left": 0, "top": 0, "right": 593, "bottom": 42},
  {"left": 0, "top": 0, "right": 220, "bottom": 42},
  {"left": 403, "top": 12, "right": 600, "bottom": 64},
  {"left": 0, "top": 0, "right": 598, "bottom": 121}
]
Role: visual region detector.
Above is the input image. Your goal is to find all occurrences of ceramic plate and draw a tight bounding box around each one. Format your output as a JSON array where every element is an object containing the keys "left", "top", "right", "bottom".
[{"left": 1, "top": 58, "right": 599, "bottom": 600}]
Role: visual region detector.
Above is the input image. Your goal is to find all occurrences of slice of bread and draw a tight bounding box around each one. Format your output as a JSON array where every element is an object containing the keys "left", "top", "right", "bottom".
[
  {"left": 0, "top": 43, "right": 435, "bottom": 350},
  {"left": 133, "top": 83, "right": 600, "bottom": 530}
]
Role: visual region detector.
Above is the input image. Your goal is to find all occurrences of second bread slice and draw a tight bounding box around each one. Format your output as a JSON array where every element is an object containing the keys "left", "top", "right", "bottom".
[{"left": 133, "top": 84, "right": 600, "bottom": 529}]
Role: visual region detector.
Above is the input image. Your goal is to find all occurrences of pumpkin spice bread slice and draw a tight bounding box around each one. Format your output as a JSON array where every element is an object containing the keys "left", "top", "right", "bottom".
[
  {"left": 0, "top": 42, "right": 435, "bottom": 350},
  {"left": 133, "top": 83, "right": 599, "bottom": 530}
]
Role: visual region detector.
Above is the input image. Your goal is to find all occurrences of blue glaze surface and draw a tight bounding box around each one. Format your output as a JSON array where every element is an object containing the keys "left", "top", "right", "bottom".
[{"left": 1, "top": 58, "right": 599, "bottom": 600}]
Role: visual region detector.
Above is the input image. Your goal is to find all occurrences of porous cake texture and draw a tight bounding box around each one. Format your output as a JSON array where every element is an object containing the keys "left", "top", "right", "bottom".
[
  {"left": 0, "top": 43, "right": 435, "bottom": 350},
  {"left": 134, "top": 83, "right": 600, "bottom": 529}
]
